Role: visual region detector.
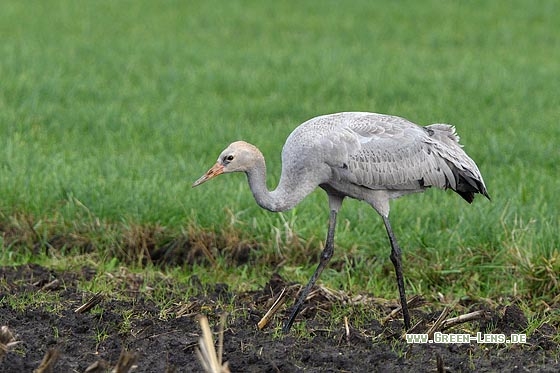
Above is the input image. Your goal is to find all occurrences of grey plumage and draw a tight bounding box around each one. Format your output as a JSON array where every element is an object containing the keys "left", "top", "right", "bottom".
[
  {"left": 193, "top": 112, "right": 490, "bottom": 332},
  {"left": 282, "top": 112, "right": 488, "bottom": 211}
]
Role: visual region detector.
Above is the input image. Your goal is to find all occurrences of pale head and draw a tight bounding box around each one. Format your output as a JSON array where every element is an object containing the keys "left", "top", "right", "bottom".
[{"left": 192, "top": 141, "right": 263, "bottom": 187}]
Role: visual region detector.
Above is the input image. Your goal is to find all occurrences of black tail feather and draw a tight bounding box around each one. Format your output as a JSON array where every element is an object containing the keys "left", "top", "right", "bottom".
[{"left": 453, "top": 168, "right": 490, "bottom": 203}]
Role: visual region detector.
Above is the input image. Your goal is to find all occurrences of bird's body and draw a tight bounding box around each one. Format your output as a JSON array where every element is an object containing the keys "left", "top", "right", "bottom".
[
  {"left": 193, "top": 112, "right": 489, "bottom": 332},
  {"left": 257, "top": 112, "right": 487, "bottom": 214}
]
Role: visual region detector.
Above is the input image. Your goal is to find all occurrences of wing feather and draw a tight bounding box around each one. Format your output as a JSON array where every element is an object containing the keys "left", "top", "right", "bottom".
[{"left": 320, "top": 114, "right": 457, "bottom": 191}]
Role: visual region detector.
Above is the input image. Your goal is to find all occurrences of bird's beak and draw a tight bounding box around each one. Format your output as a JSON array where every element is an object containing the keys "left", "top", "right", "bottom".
[{"left": 192, "top": 163, "right": 224, "bottom": 187}]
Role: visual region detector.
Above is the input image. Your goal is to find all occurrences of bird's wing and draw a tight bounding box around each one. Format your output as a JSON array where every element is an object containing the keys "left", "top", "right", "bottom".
[{"left": 320, "top": 114, "right": 456, "bottom": 190}]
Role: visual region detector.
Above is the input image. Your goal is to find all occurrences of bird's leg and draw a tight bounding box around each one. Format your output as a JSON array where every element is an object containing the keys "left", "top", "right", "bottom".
[
  {"left": 283, "top": 209, "right": 338, "bottom": 333},
  {"left": 382, "top": 215, "right": 411, "bottom": 330}
]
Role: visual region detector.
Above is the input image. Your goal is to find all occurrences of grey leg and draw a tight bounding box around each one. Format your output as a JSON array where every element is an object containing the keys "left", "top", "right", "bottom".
[
  {"left": 283, "top": 209, "right": 338, "bottom": 333},
  {"left": 383, "top": 215, "right": 411, "bottom": 330}
]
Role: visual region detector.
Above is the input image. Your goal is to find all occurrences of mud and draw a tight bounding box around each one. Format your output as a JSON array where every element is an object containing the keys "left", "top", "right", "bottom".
[{"left": 0, "top": 264, "right": 558, "bottom": 372}]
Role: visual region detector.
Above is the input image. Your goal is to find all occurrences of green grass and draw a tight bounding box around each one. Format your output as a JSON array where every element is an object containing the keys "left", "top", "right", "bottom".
[{"left": 0, "top": 0, "right": 559, "bottom": 326}]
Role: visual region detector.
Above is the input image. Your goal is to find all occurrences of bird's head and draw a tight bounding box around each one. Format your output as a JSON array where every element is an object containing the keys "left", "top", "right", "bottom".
[{"left": 192, "top": 141, "right": 262, "bottom": 187}]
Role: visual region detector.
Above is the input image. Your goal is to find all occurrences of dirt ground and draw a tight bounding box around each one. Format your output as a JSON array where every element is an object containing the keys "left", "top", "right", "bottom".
[{"left": 0, "top": 264, "right": 558, "bottom": 372}]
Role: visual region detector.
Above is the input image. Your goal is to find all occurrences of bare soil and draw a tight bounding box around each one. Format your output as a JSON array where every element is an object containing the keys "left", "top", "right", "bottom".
[{"left": 0, "top": 264, "right": 558, "bottom": 372}]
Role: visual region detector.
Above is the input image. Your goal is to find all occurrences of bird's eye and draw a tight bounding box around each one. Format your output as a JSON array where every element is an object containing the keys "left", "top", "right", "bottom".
[{"left": 224, "top": 155, "right": 234, "bottom": 162}]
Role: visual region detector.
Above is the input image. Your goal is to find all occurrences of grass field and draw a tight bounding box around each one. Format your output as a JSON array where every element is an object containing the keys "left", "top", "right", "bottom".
[{"left": 1, "top": 0, "right": 559, "bottom": 330}]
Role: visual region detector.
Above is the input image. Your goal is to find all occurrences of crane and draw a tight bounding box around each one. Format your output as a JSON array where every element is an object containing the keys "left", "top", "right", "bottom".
[{"left": 192, "top": 112, "right": 490, "bottom": 332}]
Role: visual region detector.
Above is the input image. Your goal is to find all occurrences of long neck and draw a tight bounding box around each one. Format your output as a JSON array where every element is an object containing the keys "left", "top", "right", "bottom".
[{"left": 245, "top": 153, "right": 305, "bottom": 212}]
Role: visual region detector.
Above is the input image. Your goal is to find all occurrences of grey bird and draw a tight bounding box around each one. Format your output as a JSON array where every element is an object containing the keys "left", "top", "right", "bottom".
[{"left": 193, "top": 112, "right": 490, "bottom": 332}]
